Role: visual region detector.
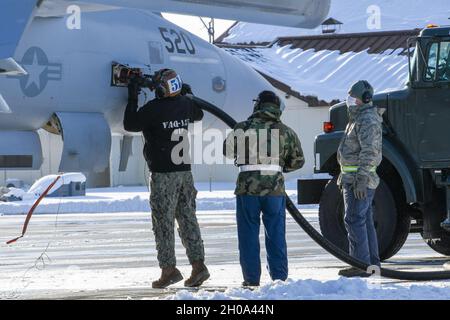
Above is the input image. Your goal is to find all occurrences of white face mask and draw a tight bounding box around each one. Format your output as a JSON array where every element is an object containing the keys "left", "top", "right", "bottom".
[{"left": 346, "top": 95, "right": 357, "bottom": 108}]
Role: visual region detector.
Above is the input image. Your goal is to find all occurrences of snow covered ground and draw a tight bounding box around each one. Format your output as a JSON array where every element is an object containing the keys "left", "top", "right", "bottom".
[
  {"left": 0, "top": 181, "right": 312, "bottom": 215},
  {"left": 222, "top": 0, "right": 450, "bottom": 44},
  {"left": 170, "top": 278, "right": 450, "bottom": 300},
  {"left": 1, "top": 183, "right": 450, "bottom": 300}
]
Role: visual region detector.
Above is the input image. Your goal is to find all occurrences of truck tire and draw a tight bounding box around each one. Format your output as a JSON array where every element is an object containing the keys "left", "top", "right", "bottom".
[
  {"left": 318, "top": 176, "right": 410, "bottom": 261},
  {"left": 423, "top": 234, "right": 450, "bottom": 256}
]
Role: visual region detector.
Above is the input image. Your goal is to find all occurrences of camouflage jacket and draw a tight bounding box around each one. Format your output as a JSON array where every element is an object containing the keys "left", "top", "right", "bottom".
[
  {"left": 337, "top": 103, "right": 383, "bottom": 189},
  {"left": 223, "top": 102, "right": 305, "bottom": 196}
]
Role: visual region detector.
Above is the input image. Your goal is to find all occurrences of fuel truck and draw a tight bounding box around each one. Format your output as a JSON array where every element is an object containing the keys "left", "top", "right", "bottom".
[{"left": 298, "top": 25, "right": 450, "bottom": 260}]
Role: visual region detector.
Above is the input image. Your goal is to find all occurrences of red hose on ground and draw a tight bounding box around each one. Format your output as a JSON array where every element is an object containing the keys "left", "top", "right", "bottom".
[{"left": 6, "top": 175, "right": 62, "bottom": 245}]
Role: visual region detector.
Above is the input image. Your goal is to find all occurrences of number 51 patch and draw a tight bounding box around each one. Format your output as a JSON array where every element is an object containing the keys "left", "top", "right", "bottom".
[{"left": 168, "top": 75, "right": 183, "bottom": 94}]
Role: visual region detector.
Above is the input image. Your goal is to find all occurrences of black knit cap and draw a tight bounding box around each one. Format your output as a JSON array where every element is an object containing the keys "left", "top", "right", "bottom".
[{"left": 257, "top": 90, "right": 281, "bottom": 107}]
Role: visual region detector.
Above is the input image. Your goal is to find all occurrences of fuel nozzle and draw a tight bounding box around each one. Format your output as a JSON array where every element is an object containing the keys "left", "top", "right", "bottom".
[
  {"left": 128, "top": 73, "right": 156, "bottom": 90},
  {"left": 111, "top": 61, "right": 156, "bottom": 90}
]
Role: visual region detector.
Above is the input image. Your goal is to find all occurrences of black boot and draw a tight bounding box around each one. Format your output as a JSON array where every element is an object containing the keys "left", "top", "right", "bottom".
[
  {"left": 242, "top": 281, "right": 260, "bottom": 287},
  {"left": 338, "top": 267, "right": 370, "bottom": 278}
]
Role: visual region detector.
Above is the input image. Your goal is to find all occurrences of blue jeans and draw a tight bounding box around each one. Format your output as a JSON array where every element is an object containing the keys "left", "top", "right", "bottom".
[
  {"left": 343, "top": 185, "right": 380, "bottom": 266},
  {"left": 236, "top": 195, "right": 288, "bottom": 284}
]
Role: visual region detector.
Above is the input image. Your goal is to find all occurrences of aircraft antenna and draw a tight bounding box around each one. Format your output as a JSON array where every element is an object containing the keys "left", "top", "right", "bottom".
[{"left": 199, "top": 17, "right": 215, "bottom": 43}]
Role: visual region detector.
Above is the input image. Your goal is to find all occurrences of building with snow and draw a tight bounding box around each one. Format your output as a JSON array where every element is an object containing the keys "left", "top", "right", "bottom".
[
  {"left": 216, "top": 28, "right": 419, "bottom": 105},
  {"left": 210, "top": 26, "right": 421, "bottom": 184}
]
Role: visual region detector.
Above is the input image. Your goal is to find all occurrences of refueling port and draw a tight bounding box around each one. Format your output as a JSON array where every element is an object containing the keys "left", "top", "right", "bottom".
[{"left": 42, "top": 113, "right": 62, "bottom": 135}]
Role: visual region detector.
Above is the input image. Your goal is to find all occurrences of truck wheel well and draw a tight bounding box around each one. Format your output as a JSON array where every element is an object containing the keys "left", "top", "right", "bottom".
[
  {"left": 379, "top": 158, "right": 405, "bottom": 201},
  {"left": 379, "top": 158, "right": 420, "bottom": 219},
  {"left": 323, "top": 154, "right": 419, "bottom": 220}
]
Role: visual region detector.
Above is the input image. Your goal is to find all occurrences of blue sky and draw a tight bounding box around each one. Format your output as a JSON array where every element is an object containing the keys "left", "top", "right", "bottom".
[{"left": 162, "top": 13, "right": 235, "bottom": 42}]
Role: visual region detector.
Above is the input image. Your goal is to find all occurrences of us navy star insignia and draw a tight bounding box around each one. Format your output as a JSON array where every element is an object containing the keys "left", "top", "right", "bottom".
[{"left": 8, "top": 46, "right": 62, "bottom": 98}]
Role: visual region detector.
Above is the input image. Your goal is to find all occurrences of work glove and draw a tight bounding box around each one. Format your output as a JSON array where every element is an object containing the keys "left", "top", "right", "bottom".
[
  {"left": 128, "top": 78, "right": 141, "bottom": 102},
  {"left": 353, "top": 174, "right": 369, "bottom": 200},
  {"left": 181, "top": 83, "right": 193, "bottom": 96}
]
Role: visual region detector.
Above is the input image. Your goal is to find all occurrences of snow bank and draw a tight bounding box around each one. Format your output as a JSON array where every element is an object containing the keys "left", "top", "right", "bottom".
[
  {"left": 222, "top": 0, "right": 450, "bottom": 44},
  {"left": 170, "top": 278, "right": 450, "bottom": 300},
  {"left": 0, "top": 182, "right": 308, "bottom": 215},
  {"left": 3, "top": 187, "right": 27, "bottom": 199}
]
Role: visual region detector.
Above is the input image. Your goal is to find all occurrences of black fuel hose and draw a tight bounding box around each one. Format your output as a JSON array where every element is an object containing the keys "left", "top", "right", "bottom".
[{"left": 195, "top": 96, "right": 450, "bottom": 281}]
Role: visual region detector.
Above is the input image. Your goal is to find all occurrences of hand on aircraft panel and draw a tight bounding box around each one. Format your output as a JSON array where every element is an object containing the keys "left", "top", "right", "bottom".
[{"left": 127, "top": 78, "right": 141, "bottom": 102}]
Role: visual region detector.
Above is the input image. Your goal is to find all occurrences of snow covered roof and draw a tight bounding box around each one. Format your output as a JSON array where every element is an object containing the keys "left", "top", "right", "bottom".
[
  {"left": 218, "top": 29, "right": 419, "bottom": 104},
  {"left": 216, "top": 0, "right": 450, "bottom": 45}
]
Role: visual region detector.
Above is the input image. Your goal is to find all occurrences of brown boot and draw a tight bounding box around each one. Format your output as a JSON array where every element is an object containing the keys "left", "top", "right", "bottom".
[
  {"left": 184, "top": 261, "right": 210, "bottom": 287},
  {"left": 152, "top": 266, "right": 183, "bottom": 289}
]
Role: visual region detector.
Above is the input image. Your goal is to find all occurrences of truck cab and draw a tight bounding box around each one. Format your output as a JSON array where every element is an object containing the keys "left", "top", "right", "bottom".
[{"left": 299, "top": 25, "right": 450, "bottom": 260}]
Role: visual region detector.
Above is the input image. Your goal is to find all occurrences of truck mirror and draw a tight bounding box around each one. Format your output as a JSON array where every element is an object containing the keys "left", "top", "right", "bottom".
[
  {"left": 407, "top": 36, "right": 438, "bottom": 88},
  {"left": 407, "top": 37, "right": 418, "bottom": 87}
]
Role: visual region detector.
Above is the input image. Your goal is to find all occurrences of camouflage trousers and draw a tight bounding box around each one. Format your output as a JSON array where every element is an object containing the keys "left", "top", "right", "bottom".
[{"left": 149, "top": 171, "right": 205, "bottom": 268}]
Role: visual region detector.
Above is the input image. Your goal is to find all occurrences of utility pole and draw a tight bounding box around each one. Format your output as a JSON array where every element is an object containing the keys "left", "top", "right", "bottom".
[{"left": 199, "top": 17, "right": 215, "bottom": 43}]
